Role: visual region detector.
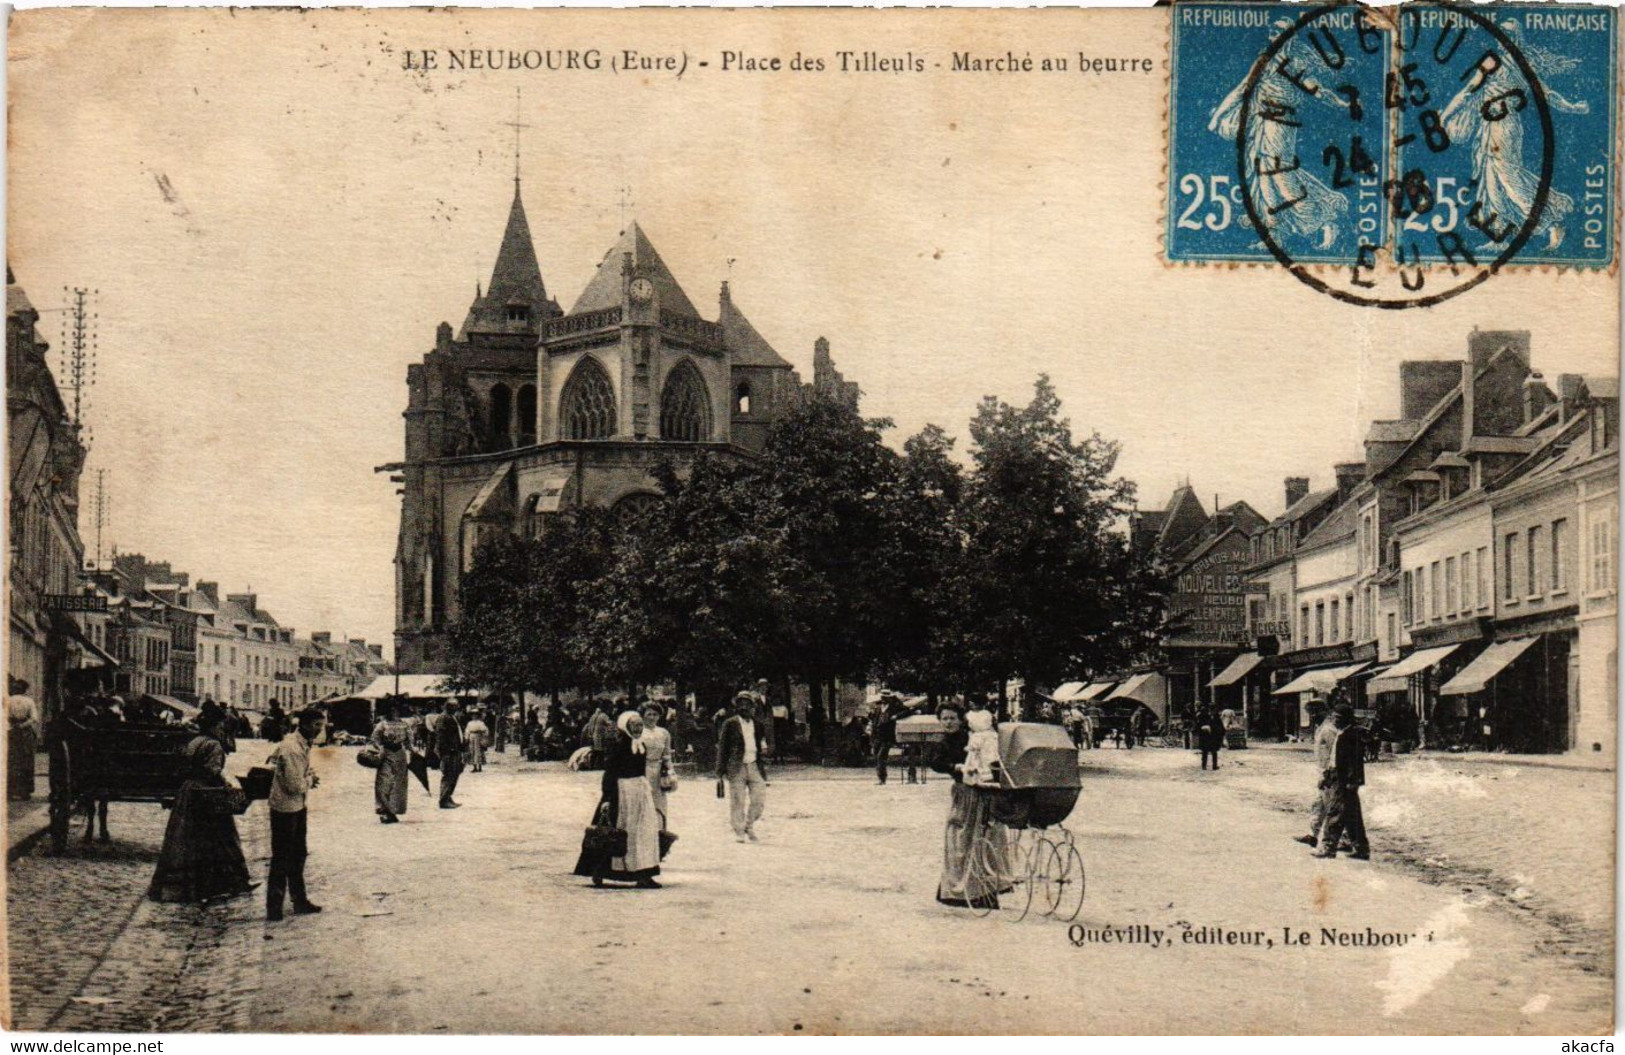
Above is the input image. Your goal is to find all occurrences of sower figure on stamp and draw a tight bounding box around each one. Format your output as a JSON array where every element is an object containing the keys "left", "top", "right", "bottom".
[
  {"left": 437, "top": 699, "right": 466, "bottom": 809},
  {"left": 716, "top": 692, "right": 768, "bottom": 843},
  {"left": 1313, "top": 704, "right": 1369, "bottom": 861},
  {"left": 267, "top": 708, "right": 323, "bottom": 921}
]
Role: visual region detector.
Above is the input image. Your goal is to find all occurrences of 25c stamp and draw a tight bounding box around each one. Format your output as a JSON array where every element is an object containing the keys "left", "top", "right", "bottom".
[{"left": 1166, "top": 1, "right": 1617, "bottom": 303}]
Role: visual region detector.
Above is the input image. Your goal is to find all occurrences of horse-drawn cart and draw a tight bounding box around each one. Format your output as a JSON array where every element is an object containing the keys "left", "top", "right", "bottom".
[{"left": 47, "top": 703, "right": 194, "bottom": 853}]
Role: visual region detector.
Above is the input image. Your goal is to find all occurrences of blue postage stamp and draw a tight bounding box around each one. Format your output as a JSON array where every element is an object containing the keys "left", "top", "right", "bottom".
[
  {"left": 1395, "top": 5, "right": 1617, "bottom": 268},
  {"left": 1167, "top": 3, "right": 1393, "bottom": 266},
  {"left": 1167, "top": 1, "right": 1618, "bottom": 280}
]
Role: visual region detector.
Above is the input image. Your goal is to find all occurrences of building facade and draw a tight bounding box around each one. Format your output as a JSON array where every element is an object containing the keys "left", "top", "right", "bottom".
[
  {"left": 389, "top": 182, "right": 859, "bottom": 672},
  {"left": 7, "top": 269, "right": 89, "bottom": 721}
]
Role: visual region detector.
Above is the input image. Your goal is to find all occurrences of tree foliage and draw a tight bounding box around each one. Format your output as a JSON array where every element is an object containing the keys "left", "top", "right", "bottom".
[{"left": 446, "top": 379, "right": 1165, "bottom": 703}]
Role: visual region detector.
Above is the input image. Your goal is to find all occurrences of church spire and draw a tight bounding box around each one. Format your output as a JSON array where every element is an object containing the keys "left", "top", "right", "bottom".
[{"left": 458, "top": 102, "right": 559, "bottom": 339}]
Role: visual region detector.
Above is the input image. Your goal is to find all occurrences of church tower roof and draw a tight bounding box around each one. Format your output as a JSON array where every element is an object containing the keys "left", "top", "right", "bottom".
[
  {"left": 459, "top": 182, "right": 558, "bottom": 338},
  {"left": 570, "top": 222, "right": 699, "bottom": 318},
  {"left": 718, "top": 282, "right": 792, "bottom": 369}
]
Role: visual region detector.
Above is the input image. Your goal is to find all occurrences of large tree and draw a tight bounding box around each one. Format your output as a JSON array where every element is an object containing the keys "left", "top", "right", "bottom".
[
  {"left": 446, "top": 507, "right": 620, "bottom": 698},
  {"left": 958, "top": 375, "right": 1163, "bottom": 703}
]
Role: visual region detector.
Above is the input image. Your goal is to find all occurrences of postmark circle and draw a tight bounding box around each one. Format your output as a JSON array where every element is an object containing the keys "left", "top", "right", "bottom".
[{"left": 1235, "top": 1, "right": 1556, "bottom": 309}]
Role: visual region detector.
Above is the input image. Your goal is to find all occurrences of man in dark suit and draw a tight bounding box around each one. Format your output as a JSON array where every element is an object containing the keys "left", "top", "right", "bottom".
[
  {"left": 436, "top": 700, "right": 466, "bottom": 809},
  {"left": 716, "top": 693, "right": 769, "bottom": 842}
]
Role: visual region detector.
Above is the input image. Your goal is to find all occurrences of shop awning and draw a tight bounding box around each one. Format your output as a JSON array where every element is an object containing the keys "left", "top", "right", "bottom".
[
  {"left": 1050, "top": 681, "right": 1089, "bottom": 702},
  {"left": 356, "top": 674, "right": 480, "bottom": 700},
  {"left": 1107, "top": 673, "right": 1168, "bottom": 721},
  {"left": 1368, "top": 645, "right": 1460, "bottom": 694},
  {"left": 1080, "top": 681, "right": 1117, "bottom": 701},
  {"left": 1209, "top": 652, "right": 1265, "bottom": 688},
  {"left": 1271, "top": 662, "right": 1369, "bottom": 696},
  {"left": 1439, "top": 637, "right": 1539, "bottom": 696},
  {"left": 53, "top": 613, "right": 120, "bottom": 669},
  {"left": 144, "top": 695, "right": 200, "bottom": 722}
]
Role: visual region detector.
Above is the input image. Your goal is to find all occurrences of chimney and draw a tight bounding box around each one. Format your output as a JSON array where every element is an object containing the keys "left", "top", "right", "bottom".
[
  {"left": 1468, "top": 328, "right": 1532, "bottom": 373},
  {"left": 1523, "top": 371, "right": 1555, "bottom": 423},
  {"left": 311, "top": 631, "right": 331, "bottom": 646},
  {"left": 368, "top": 644, "right": 384, "bottom": 659},
  {"left": 1334, "top": 462, "right": 1365, "bottom": 499},
  {"left": 1284, "top": 477, "right": 1310, "bottom": 509},
  {"left": 1400, "top": 360, "right": 1462, "bottom": 420},
  {"left": 1557, "top": 373, "right": 1587, "bottom": 422},
  {"left": 195, "top": 581, "right": 219, "bottom": 605},
  {"left": 349, "top": 637, "right": 368, "bottom": 648},
  {"left": 227, "top": 593, "right": 258, "bottom": 615}
]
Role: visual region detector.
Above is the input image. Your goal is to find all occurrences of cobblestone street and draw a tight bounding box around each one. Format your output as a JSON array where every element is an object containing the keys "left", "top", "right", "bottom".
[{"left": 5, "top": 741, "right": 1613, "bottom": 1034}]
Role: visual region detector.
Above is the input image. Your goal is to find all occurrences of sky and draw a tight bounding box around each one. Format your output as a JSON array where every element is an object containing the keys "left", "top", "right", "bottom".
[{"left": 9, "top": 8, "right": 1619, "bottom": 659}]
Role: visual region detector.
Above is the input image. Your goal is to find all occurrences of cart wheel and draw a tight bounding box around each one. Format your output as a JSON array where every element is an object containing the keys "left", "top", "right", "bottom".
[
  {"left": 1052, "top": 844, "right": 1086, "bottom": 922},
  {"left": 965, "top": 836, "right": 997, "bottom": 918}
]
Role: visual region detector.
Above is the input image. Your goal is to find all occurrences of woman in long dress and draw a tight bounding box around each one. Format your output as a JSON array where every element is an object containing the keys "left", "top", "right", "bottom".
[
  {"left": 639, "top": 700, "right": 673, "bottom": 822},
  {"left": 148, "top": 704, "right": 256, "bottom": 903},
  {"left": 371, "top": 701, "right": 410, "bottom": 824},
  {"left": 931, "top": 706, "right": 1010, "bottom": 910},
  {"left": 573, "top": 711, "right": 662, "bottom": 889}
]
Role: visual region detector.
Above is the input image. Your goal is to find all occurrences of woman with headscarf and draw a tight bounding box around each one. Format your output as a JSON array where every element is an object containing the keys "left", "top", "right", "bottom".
[
  {"left": 639, "top": 700, "right": 675, "bottom": 823},
  {"left": 573, "top": 711, "right": 663, "bottom": 889},
  {"left": 370, "top": 699, "right": 411, "bottom": 824},
  {"left": 930, "top": 705, "right": 1010, "bottom": 910},
  {"left": 148, "top": 702, "right": 256, "bottom": 903}
]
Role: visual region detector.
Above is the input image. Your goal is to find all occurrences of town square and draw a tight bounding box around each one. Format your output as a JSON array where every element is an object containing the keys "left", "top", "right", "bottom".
[{"left": 5, "top": 5, "right": 1621, "bottom": 1039}]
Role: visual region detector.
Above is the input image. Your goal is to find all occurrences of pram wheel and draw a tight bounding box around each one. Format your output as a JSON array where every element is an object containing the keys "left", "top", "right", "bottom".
[
  {"left": 995, "top": 831, "right": 1035, "bottom": 923},
  {"left": 1050, "top": 842, "right": 1086, "bottom": 922}
]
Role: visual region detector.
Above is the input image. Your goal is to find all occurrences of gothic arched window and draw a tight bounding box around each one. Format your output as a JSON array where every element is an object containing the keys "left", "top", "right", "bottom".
[
  {"left": 516, "top": 384, "right": 537, "bottom": 446},
  {"left": 560, "top": 358, "right": 616, "bottom": 440},
  {"left": 660, "top": 360, "right": 711, "bottom": 442},
  {"left": 613, "top": 491, "right": 660, "bottom": 527},
  {"left": 735, "top": 382, "right": 752, "bottom": 416},
  {"left": 489, "top": 383, "right": 513, "bottom": 449}
]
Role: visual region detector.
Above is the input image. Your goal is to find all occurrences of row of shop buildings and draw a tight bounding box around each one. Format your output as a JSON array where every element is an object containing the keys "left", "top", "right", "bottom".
[
  {"left": 7, "top": 267, "right": 393, "bottom": 725},
  {"left": 1121, "top": 329, "right": 1617, "bottom": 756}
]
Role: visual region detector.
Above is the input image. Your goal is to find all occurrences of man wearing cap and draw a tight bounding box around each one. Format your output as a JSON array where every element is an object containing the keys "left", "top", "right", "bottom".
[
  {"left": 436, "top": 699, "right": 466, "bottom": 809},
  {"left": 1313, "top": 704, "right": 1370, "bottom": 860},
  {"left": 716, "top": 692, "right": 769, "bottom": 842},
  {"left": 266, "top": 708, "right": 323, "bottom": 920}
]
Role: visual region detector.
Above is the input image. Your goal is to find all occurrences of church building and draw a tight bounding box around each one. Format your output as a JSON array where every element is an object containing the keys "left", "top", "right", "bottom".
[{"left": 387, "top": 180, "right": 859, "bottom": 672}]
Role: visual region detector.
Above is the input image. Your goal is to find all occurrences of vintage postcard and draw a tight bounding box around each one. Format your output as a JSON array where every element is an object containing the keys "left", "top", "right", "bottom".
[{"left": 5, "top": 3, "right": 1619, "bottom": 1038}]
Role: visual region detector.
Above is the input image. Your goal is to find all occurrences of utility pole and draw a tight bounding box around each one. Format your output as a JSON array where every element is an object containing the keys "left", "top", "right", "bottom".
[
  {"left": 92, "top": 469, "right": 111, "bottom": 569},
  {"left": 58, "top": 287, "right": 99, "bottom": 444}
]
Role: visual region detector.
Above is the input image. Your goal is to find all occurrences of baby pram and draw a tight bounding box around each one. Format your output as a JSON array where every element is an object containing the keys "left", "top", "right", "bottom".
[{"left": 968, "top": 723, "right": 1086, "bottom": 922}]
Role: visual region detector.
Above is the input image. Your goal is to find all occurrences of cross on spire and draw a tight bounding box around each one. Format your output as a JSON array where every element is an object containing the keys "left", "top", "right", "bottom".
[{"left": 502, "top": 88, "right": 529, "bottom": 187}]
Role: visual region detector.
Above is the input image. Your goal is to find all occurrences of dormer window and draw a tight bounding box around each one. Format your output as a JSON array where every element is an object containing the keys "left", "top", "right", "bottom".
[{"left": 507, "top": 304, "right": 530, "bottom": 325}]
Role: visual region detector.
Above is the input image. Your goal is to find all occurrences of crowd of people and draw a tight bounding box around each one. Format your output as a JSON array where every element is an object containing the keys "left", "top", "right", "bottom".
[{"left": 36, "top": 673, "right": 1376, "bottom": 921}]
